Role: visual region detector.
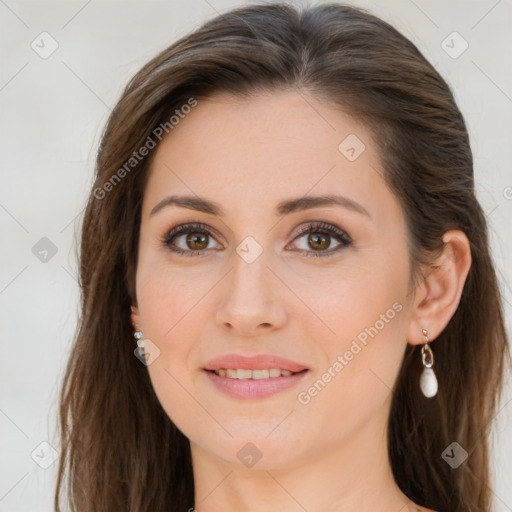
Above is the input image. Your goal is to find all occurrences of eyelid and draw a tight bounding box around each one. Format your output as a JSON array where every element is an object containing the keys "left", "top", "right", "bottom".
[
  {"left": 163, "top": 222, "right": 222, "bottom": 244},
  {"left": 286, "top": 220, "right": 352, "bottom": 256},
  {"left": 162, "top": 222, "right": 223, "bottom": 256},
  {"left": 291, "top": 220, "right": 352, "bottom": 242}
]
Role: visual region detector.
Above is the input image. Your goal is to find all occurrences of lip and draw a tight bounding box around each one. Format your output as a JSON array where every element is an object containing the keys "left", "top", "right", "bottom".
[
  {"left": 203, "top": 353, "right": 309, "bottom": 400},
  {"left": 204, "top": 354, "right": 309, "bottom": 373},
  {"left": 205, "top": 368, "right": 309, "bottom": 399}
]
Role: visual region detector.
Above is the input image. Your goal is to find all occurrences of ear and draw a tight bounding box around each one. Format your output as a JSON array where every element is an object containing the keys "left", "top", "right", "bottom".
[
  {"left": 406, "top": 230, "right": 472, "bottom": 345},
  {"left": 130, "top": 299, "right": 141, "bottom": 331}
]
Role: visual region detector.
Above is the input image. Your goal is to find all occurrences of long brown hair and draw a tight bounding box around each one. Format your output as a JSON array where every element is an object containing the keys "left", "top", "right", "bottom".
[{"left": 55, "top": 3, "right": 511, "bottom": 511}]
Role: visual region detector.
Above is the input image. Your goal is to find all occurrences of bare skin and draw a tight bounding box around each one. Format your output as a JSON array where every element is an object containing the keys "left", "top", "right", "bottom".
[{"left": 131, "top": 89, "right": 470, "bottom": 512}]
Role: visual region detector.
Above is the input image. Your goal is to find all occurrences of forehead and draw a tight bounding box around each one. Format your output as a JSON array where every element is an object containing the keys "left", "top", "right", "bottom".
[{"left": 142, "top": 89, "right": 393, "bottom": 222}]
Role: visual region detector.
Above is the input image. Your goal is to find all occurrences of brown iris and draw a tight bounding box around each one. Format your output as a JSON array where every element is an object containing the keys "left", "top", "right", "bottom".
[
  {"left": 186, "top": 232, "right": 209, "bottom": 250},
  {"left": 308, "top": 233, "right": 330, "bottom": 251}
]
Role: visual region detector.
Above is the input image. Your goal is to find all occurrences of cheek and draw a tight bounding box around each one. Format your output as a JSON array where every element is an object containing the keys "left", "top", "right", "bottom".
[
  {"left": 291, "top": 248, "right": 410, "bottom": 411},
  {"left": 135, "top": 264, "right": 221, "bottom": 431},
  {"left": 290, "top": 248, "right": 409, "bottom": 349},
  {"left": 135, "top": 253, "right": 212, "bottom": 340}
]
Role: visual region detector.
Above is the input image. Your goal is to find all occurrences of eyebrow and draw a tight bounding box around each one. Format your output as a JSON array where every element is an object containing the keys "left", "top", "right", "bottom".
[{"left": 149, "top": 194, "right": 370, "bottom": 218}]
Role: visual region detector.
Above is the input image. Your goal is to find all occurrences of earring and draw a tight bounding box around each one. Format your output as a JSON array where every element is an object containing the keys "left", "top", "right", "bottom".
[
  {"left": 130, "top": 304, "right": 143, "bottom": 349},
  {"left": 419, "top": 328, "right": 438, "bottom": 398},
  {"left": 133, "top": 329, "right": 145, "bottom": 357}
]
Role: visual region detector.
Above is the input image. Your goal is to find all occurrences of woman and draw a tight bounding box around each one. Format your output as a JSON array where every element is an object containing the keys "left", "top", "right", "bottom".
[{"left": 55, "top": 3, "right": 511, "bottom": 512}]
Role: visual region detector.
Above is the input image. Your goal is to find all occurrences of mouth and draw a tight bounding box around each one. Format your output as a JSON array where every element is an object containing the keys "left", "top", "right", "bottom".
[
  {"left": 207, "top": 368, "right": 306, "bottom": 379},
  {"left": 204, "top": 368, "right": 309, "bottom": 400},
  {"left": 203, "top": 354, "right": 309, "bottom": 399}
]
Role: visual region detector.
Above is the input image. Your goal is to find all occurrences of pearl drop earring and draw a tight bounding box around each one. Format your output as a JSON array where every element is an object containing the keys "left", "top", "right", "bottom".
[{"left": 419, "top": 328, "right": 438, "bottom": 398}]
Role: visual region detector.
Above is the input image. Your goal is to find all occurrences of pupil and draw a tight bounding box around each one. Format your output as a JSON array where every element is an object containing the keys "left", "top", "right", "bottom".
[
  {"left": 187, "top": 233, "right": 208, "bottom": 250},
  {"left": 309, "top": 233, "right": 329, "bottom": 250}
]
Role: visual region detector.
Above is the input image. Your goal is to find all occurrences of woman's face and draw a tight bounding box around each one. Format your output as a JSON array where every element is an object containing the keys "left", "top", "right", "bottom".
[{"left": 135, "top": 89, "right": 415, "bottom": 469}]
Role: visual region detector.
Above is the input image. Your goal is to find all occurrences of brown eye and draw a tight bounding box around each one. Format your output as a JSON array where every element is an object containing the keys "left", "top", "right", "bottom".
[
  {"left": 186, "top": 232, "right": 209, "bottom": 250},
  {"left": 163, "top": 223, "right": 222, "bottom": 256},
  {"left": 289, "top": 221, "right": 352, "bottom": 258},
  {"left": 307, "top": 233, "right": 331, "bottom": 251}
]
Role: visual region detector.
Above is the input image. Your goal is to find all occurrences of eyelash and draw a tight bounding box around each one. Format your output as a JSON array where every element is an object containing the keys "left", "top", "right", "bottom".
[{"left": 161, "top": 221, "right": 352, "bottom": 258}]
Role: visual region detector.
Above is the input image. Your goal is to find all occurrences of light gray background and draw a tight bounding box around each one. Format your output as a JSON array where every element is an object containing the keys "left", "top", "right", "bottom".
[{"left": 1, "top": 1, "right": 511, "bottom": 511}]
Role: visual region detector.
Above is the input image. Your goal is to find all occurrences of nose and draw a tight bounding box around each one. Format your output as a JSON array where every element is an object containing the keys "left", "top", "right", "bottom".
[{"left": 215, "top": 249, "right": 287, "bottom": 336}]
